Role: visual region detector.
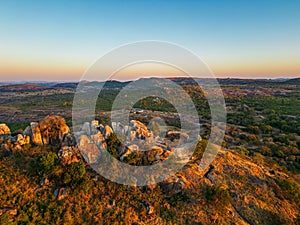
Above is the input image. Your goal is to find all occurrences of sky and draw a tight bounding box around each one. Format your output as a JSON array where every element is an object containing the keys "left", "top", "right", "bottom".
[{"left": 0, "top": 0, "right": 300, "bottom": 81}]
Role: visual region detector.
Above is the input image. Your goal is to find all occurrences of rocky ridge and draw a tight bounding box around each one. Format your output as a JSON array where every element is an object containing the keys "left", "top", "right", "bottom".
[{"left": 0, "top": 115, "right": 299, "bottom": 224}]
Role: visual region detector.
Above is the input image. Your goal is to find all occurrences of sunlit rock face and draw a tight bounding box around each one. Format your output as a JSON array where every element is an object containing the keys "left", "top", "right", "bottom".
[
  {"left": 0, "top": 123, "right": 11, "bottom": 136},
  {"left": 29, "top": 122, "right": 43, "bottom": 146},
  {"left": 39, "top": 115, "right": 69, "bottom": 145}
]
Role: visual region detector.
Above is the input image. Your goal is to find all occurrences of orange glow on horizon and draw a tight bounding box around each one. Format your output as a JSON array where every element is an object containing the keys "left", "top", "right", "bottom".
[{"left": 0, "top": 58, "right": 299, "bottom": 81}]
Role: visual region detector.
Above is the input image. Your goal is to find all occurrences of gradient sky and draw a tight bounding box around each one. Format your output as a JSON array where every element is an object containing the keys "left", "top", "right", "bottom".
[{"left": 0, "top": 0, "right": 300, "bottom": 81}]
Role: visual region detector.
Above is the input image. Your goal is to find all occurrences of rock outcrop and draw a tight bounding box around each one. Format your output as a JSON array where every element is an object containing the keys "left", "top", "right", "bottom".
[
  {"left": 58, "top": 146, "right": 81, "bottom": 166},
  {"left": 28, "top": 122, "right": 43, "bottom": 146},
  {"left": 129, "top": 120, "right": 152, "bottom": 139},
  {"left": 0, "top": 207, "right": 18, "bottom": 216},
  {"left": 54, "top": 187, "right": 68, "bottom": 200},
  {"left": 39, "top": 115, "right": 69, "bottom": 145},
  {"left": 0, "top": 123, "right": 10, "bottom": 136}
]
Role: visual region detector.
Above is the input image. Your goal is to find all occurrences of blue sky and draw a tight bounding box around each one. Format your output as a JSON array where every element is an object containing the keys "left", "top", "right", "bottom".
[{"left": 0, "top": 0, "right": 300, "bottom": 80}]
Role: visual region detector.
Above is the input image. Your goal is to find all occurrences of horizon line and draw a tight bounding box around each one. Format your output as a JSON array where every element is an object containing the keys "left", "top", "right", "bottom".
[{"left": 0, "top": 76, "right": 299, "bottom": 83}]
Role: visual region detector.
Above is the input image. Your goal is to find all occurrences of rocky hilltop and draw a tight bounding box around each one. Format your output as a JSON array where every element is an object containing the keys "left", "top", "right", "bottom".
[{"left": 0, "top": 115, "right": 299, "bottom": 224}]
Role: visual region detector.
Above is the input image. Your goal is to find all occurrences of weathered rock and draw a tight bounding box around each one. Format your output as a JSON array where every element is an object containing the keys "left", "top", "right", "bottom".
[
  {"left": 16, "top": 134, "right": 30, "bottom": 146},
  {"left": 54, "top": 187, "right": 68, "bottom": 200},
  {"left": 130, "top": 120, "right": 152, "bottom": 139},
  {"left": 151, "top": 146, "right": 164, "bottom": 155},
  {"left": 58, "top": 146, "right": 81, "bottom": 166},
  {"left": 39, "top": 177, "right": 49, "bottom": 186},
  {"left": 78, "top": 134, "right": 90, "bottom": 147},
  {"left": 100, "top": 141, "right": 107, "bottom": 149},
  {"left": 111, "top": 122, "right": 117, "bottom": 132},
  {"left": 166, "top": 131, "right": 189, "bottom": 142},
  {"left": 104, "top": 125, "right": 114, "bottom": 139},
  {"left": 91, "top": 132, "right": 105, "bottom": 147},
  {"left": 91, "top": 120, "right": 99, "bottom": 134},
  {"left": 123, "top": 125, "right": 130, "bottom": 136},
  {"left": 78, "top": 135, "right": 100, "bottom": 164},
  {"left": 23, "top": 126, "right": 31, "bottom": 137},
  {"left": 129, "top": 130, "right": 137, "bottom": 141},
  {"left": 39, "top": 115, "right": 69, "bottom": 145},
  {"left": 128, "top": 144, "right": 139, "bottom": 152},
  {"left": 30, "top": 122, "right": 43, "bottom": 146},
  {"left": 119, "top": 144, "right": 139, "bottom": 161},
  {"left": 142, "top": 202, "right": 154, "bottom": 214},
  {"left": 62, "top": 133, "right": 77, "bottom": 147},
  {"left": 1, "top": 143, "right": 12, "bottom": 156},
  {"left": 81, "top": 122, "right": 91, "bottom": 135},
  {"left": 0, "top": 124, "right": 10, "bottom": 136},
  {"left": 0, "top": 207, "right": 17, "bottom": 216}
]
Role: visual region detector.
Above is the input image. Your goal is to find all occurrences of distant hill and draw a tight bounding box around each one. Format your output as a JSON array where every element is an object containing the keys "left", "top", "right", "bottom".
[
  {"left": 283, "top": 77, "right": 300, "bottom": 85},
  {"left": 0, "top": 84, "right": 54, "bottom": 92},
  {"left": 52, "top": 82, "right": 78, "bottom": 89},
  {"left": 1, "top": 77, "right": 299, "bottom": 92}
]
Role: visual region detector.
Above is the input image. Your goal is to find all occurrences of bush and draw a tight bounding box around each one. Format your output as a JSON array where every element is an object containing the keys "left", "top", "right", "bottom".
[
  {"left": 63, "top": 162, "right": 86, "bottom": 186},
  {"left": 192, "top": 140, "right": 208, "bottom": 159},
  {"left": 205, "top": 185, "right": 232, "bottom": 210},
  {"left": 165, "top": 192, "right": 190, "bottom": 207},
  {"left": 253, "top": 152, "right": 265, "bottom": 165},
  {"left": 0, "top": 214, "right": 14, "bottom": 225},
  {"left": 36, "top": 152, "right": 58, "bottom": 177},
  {"left": 73, "top": 177, "right": 93, "bottom": 194},
  {"left": 106, "top": 133, "right": 121, "bottom": 158},
  {"left": 278, "top": 180, "right": 300, "bottom": 205}
]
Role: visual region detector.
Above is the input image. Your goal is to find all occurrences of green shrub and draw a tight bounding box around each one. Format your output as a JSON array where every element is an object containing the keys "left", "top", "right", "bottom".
[
  {"left": 63, "top": 162, "right": 86, "bottom": 186},
  {"left": 205, "top": 185, "right": 232, "bottom": 210},
  {"left": 0, "top": 214, "right": 15, "bottom": 225},
  {"left": 279, "top": 180, "right": 300, "bottom": 205},
  {"left": 36, "top": 152, "right": 58, "bottom": 177},
  {"left": 106, "top": 133, "right": 121, "bottom": 158},
  {"left": 165, "top": 192, "right": 190, "bottom": 207},
  {"left": 193, "top": 140, "right": 208, "bottom": 159}
]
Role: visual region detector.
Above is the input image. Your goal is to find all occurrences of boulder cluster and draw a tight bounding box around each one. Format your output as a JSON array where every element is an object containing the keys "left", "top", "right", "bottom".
[
  {"left": 1, "top": 115, "right": 196, "bottom": 167},
  {"left": 0, "top": 116, "right": 77, "bottom": 164},
  {"left": 1, "top": 115, "right": 197, "bottom": 191},
  {"left": 75, "top": 119, "right": 193, "bottom": 167}
]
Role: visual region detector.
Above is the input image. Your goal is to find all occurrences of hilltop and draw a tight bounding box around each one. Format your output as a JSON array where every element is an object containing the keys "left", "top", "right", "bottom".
[{"left": 0, "top": 116, "right": 299, "bottom": 224}]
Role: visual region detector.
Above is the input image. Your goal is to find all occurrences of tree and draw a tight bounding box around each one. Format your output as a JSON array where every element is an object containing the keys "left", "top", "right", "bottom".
[
  {"left": 106, "top": 133, "right": 121, "bottom": 158},
  {"left": 36, "top": 152, "right": 58, "bottom": 177},
  {"left": 63, "top": 162, "right": 86, "bottom": 185}
]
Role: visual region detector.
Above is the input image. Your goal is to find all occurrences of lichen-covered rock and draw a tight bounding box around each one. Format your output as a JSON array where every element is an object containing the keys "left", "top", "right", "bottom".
[
  {"left": 58, "top": 146, "right": 81, "bottom": 166},
  {"left": 39, "top": 115, "right": 69, "bottom": 145}
]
